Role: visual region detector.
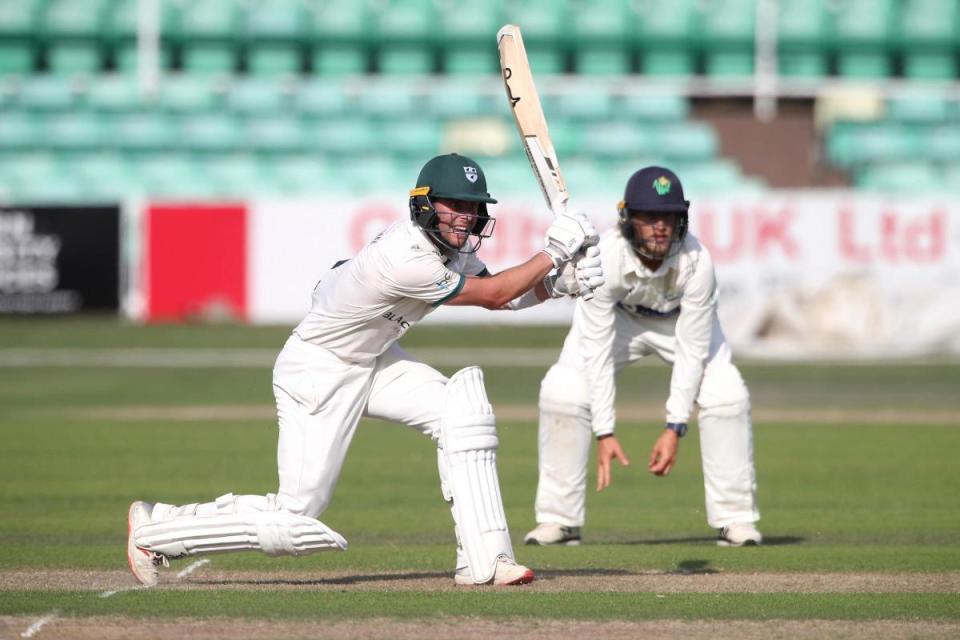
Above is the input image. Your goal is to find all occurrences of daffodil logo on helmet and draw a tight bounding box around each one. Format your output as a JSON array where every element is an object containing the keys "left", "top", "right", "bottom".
[
  {"left": 652, "top": 176, "right": 672, "bottom": 196},
  {"left": 464, "top": 166, "right": 479, "bottom": 183}
]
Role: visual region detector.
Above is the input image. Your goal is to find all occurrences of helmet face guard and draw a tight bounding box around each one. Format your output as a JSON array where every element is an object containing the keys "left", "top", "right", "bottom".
[
  {"left": 409, "top": 187, "right": 496, "bottom": 255},
  {"left": 617, "top": 201, "right": 688, "bottom": 260}
]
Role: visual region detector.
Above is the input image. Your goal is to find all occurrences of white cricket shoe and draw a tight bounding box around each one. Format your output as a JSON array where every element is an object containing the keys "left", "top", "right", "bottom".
[
  {"left": 127, "top": 501, "right": 169, "bottom": 587},
  {"left": 454, "top": 556, "right": 535, "bottom": 586},
  {"left": 717, "top": 522, "right": 763, "bottom": 547},
  {"left": 523, "top": 522, "right": 582, "bottom": 546}
]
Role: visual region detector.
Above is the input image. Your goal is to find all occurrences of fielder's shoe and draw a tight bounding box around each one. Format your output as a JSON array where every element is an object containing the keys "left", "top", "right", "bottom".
[
  {"left": 717, "top": 522, "right": 763, "bottom": 547},
  {"left": 127, "top": 501, "right": 169, "bottom": 587},
  {"left": 454, "top": 556, "right": 536, "bottom": 586},
  {"left": 523, "top": 522, "right": 581, "bottom": 546}
]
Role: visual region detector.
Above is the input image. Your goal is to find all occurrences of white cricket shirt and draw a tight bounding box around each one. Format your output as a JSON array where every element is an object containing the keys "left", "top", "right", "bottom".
[
  {"left": 293, "top": 220, "right": 486, "bottom": 363},
  {"left": 563, "top": 228, "right": 719, "bottom": 436}
]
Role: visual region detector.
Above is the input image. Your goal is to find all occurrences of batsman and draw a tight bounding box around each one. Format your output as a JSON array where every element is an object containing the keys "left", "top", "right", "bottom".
[
  {"left": 127, "top": 153, "right": 604, "bottom": 587},
  {"left": 525, "top": 166, "right": 762, "bottom": 548}
]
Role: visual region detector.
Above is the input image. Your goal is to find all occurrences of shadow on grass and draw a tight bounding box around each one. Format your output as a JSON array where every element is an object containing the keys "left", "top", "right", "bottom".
[
  {"left": 192, "top": 571, "right": 451, "bottom": 586},
  {"left": 620, "top": 535, "right": 805, "bottom": 546}
]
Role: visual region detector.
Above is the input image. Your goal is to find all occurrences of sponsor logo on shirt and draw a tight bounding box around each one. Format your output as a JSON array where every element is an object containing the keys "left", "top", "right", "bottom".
[
  {"left": 382, "top": 311, "right": 411, "bottom": 330},
  {"left": 434, "top": 272, "right": 453, "bottom": 289}
]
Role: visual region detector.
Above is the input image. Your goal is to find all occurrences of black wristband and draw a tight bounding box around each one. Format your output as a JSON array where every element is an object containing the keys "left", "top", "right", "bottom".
[
  {"left": 597, "top": 433, "right": 614, "bottom": 441},
  {"left": 665, "top": 422, "right": 688, "bottom": 438}
]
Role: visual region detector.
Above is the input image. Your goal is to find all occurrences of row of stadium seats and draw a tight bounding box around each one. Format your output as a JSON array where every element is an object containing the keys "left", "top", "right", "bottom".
[
  {"left": 0, "top": 152, "right": 762, "bottom": 200},
  {"left": 0, "top": 74, "right": 693, "bottom": 120},
  {"left": 1, "top": 0, "right": 958, "bottom": 78}
]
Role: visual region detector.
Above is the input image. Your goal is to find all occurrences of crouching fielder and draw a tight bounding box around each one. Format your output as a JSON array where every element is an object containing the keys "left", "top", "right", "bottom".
[
  {"left": 127, "top": 153, "right": 604, "bottom": 587},
  {"left": 525, "top": 166, "right": 761, "bottom": 548}
]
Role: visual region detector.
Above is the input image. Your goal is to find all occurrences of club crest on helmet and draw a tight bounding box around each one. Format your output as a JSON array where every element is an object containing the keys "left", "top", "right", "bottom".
[
  {"left": 464, "top": 166, "right": 479, "bottom": 183},
  {"left": 652, "top": 176, "right": 672, "bottom": 196}
]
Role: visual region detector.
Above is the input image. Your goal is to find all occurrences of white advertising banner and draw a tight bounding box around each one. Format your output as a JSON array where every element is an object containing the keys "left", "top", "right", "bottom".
[{"left": 249, "top": 192, "right": 960, "bottom": 359}]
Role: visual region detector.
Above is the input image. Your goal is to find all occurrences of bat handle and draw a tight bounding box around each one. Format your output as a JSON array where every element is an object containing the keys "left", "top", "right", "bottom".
[{"left": 580, "top": 290, "right": 594, "bottom": 302}]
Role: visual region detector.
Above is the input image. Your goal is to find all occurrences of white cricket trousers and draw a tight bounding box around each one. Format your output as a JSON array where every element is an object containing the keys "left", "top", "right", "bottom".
[
  {"left": 536, "top": 312, "right": 760, "bottom": 530},
  {"left": 272, "top": 334, "right": 447, "bottom": 517}
]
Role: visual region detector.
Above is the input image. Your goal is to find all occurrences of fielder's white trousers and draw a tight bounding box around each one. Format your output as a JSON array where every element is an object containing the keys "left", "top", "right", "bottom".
[{"left": 536, "top": 312, "right": 760, "bottom": 530}]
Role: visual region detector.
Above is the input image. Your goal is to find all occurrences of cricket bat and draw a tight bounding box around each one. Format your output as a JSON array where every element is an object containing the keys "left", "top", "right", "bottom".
[{"left": 497, "top": 24, "right": 569, "bottom": 218}]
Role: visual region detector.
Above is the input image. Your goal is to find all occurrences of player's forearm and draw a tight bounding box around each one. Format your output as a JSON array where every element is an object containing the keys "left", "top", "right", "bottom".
[{"left": 448, "top": 252, "right": 554, "bottom": 309}]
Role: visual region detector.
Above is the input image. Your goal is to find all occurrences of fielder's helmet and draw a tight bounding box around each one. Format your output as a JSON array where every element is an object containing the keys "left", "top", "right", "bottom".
[
  {"left": 409, "top": 153, "right": 497, "bottom": 254},
  {"left": 617, "top": 166, "right": 690, "bottom": 260}
]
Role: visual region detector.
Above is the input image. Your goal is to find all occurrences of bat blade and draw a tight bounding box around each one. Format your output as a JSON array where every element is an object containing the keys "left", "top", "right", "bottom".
[{"left": 497, "top": 24, "right": 569, "bottom": 218}]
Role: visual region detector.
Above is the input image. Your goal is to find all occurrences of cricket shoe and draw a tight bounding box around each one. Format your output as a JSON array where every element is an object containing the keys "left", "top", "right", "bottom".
[
  {"left": 523, "top": 522, "right": 581, "bottom": 546},
  {"left": 717, "top": 522, "right": 763, "bottom": 547},
  {"left": 127, "top": 501, "right": 169, "bottom": 587},
  {"left": 454, "top": 556, "right": 536, "bottom": 586}
]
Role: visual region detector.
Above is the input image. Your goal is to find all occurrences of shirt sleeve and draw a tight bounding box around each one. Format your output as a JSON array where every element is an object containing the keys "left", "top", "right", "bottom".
[
  {"left": 665, "top": 249, "right": 719, "bottom": 424},
  {"left": 577, "top": 248, "right": 629, "bottom": 438},
  {"left": 385, "top": 252, "right": 465, "bottom": 306}
]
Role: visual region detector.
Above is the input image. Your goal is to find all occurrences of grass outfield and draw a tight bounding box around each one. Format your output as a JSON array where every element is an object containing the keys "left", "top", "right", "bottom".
[{"left": 1, "top": 318, "right": 959, "bottom": 637}]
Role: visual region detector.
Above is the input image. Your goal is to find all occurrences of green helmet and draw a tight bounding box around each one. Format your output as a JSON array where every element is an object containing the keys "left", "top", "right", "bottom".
[{"left": 409, "top": 153, "right": 497, "bottom": 254}]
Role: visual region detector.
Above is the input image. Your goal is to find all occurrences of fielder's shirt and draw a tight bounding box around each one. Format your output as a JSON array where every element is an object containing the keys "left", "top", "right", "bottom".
[
  {"left": 294, "top": 220, "right": 485, "bottom": 363},
  {"left": 564, "top": 228, "right": 719, "bottom": 437}
]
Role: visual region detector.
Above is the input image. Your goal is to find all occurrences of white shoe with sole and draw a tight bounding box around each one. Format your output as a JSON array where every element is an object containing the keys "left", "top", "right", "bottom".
[
  {"left": 523, "top": 522, "right": 581, "bottom": 546},
  {"left": 127, "top": 501, "right": 169, "bottom": 587},
  {"left": 717, "top": 522, "right": 763, "bottom": 547},
  {"left": 454, "top": 555, "right": 535, "bottom": 586}
]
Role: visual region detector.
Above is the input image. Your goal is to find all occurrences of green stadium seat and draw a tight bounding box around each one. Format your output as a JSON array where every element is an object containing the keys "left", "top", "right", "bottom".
[
  {"left": 293, "top": 79, "right": 349, "bottom": 117},
  {"left": 357, "top": 83, "right": 416, "bottom": 117},
  {"left": 74, "top": 152, "right": 137, "bottom": 194},
  {"left": 443, "top": 47, "right": 499, "bottom": 76},
  {"left": 574, "top": 49, "right": 631, "bottom": 76},
  {"left": 175, "top": 0, "right": 240, "bottom": 41},
  {"left": 640, "top": 50, "right": 695, "bottom": 77},
  {"left": 339, "top": 154, "right": 408, "bottom": 191},
  {"left": 112, "top": 113, "right": 176, "bottom": 150},
  {"left": 559, "top": 156, "right": 611, "bottom": 198},
  {"left": 47, "top": 42, "right": 102, "bottom": 75},
  {"left": 226, "top": 77, "right": 289, "bottom": 114},
  {"left": 837, "top": 52, "right": 893, "bottom": 79},
  {"left": 426, "top": 84, "right": 488, "bottom": 118},
  {"left": 567, "top": 0, "right": 631, "bottom": 41},
  {"left": 375, "top": 0, "right": 435, "bottom": 43},
  {"left": 826, "top": 123, "right": 921, "bottom": 167},
  {"left": 619, "top": 94, "right": 690, "bottom": 121},
  {"left": 435, "top": 0, "right": 503, "bottom": 50},
  {"left": 245, "top": 116, "right": 304, "bottom": 153},
  {"left": 705, "top": 51, "right": 753, "bottom": 77},
  {"left": 136, "top": 153, "right": 216, "bottom": 197},
  {"left": 0, "top": 0, "right": 44, "bottom": 38},
  {"left": 903, "top": 53, "right": 958, "bottom": 80},
  {"left": 311, "top": 119, "right": 381, "bottom": 155},
  {"left": 0, "top": 112, "right": 38, "bottom": 149},
  {"left": 579, "top": 122, "right": 649, "bottom": 158},
  {"left": 537, "top": 119, "right": 579, "bottom": 156},
  {"left": 114, "top": 41, "right": 174, "bottom": 74},
  {"left": 677, "top": 159, "right": 745, "bottom": 194},
  {"left": 899, "top": 0, "right": 959, "bottom": 49},
  {"left": 311, "top": 45, "right": 367, "bottom": 76},
  {"left": 242, "top": 0, "right": 306, "bottom": 42},
  {"left": 308, "top": 0, "right": 370, "bottom": 46},
  {"left": 380, "top": 119, "right": 443, "bottom": 158},
  {"left": 103, "top": 0, "right": 177, "bottom": 41},
  {"left": 698, "top": 0, "right": 756, "bottom": 76},
  {"left": 40, "top": 0, "right": 111, "bottom": 39},
  {"left": 855, "top": 162, "right": 942, "bottom": 191},
  {"left": 378, "top": 45, "right": 434, "bottom": 75},
  {"left": 631, "top": 0, "right": 698, "bottom": 49},
  {"left": 925, "top": 127, "right": 960, "bottom": 161},
  {"left": 652, "top": 123, "right": 719, "bottom": 161},
  {"left": 42, "top": 113, "right": 106, "bottom": 150},
  {"left": 778, "top": 51, "right": 828, "bottom": 78},
  {"left": 886, "top": 96, "right": 951, "bottom": 123},
  {"left": 0, "top": 41, "right": 34, "bottom": 75},
  {"left": 525, "top": 46, "right": 565, "bottom": 75},
  {"left": 179, "top": 114, "right": 243, "bottom": 152},
  {"left": 777, "top": 0, "right": 831, "bottom": 78},
  {"left": 247, "top": 43, "right": 301, "bottom": 76},
  {"left": 482, "top": 155, "right": 540, "bottom": 194},
  {"left": 501, "top": 0, "right": 568, "bottom": 46},
  {"left": 182, "top": 43, "right": 236, "bottom": 75},
  {"left": 205, "top": 154, "right": 265, "bottom": 195},
  {"left": 18, "top": 75, "right": 77, "bottom": 110},
  {"left": 267, "top": 155, "right": 339, "bottom": 194},
  {"left": 828, "top": 0, "right": 897, "bottom": 46},
  {"left": 944, "top": 163, "right": 960, "bottom": 190},
  {"left": 85, "top": 74, "right": 142, "bottom": 111},
  {"left": 156, "top": 75, "right": 220, "bottom": 113},
  {"left": 547, "top": 92, "right": 613, "bottom": 121}
]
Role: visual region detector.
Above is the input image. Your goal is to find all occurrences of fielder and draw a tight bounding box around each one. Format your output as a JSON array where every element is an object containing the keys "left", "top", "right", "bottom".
[
  {"left": 127, "top": 153, "right": 604, "bottom": 587},
  {"left": 524, "top": 166, "right": 762, "bottom": 548}
]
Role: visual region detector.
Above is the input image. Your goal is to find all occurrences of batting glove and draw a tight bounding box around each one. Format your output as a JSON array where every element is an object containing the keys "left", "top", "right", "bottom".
[
  {"left": 543, "top": 245, "right": 605, "bottom": 298},
  {"left": 542, "top": 211, "right": 599, "bottom": 268}
]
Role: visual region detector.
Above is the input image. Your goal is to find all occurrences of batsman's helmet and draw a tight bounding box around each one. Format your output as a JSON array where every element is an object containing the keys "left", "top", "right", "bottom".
[
  {"left": 617, "top": 166, "right": 690, "bottom": 260},
  {"left": 409, "top": 153, "right": 497, "bottom": 254}
]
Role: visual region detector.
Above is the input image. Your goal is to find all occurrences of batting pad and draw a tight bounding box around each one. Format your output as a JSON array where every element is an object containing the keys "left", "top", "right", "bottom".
[
  {"left": 134, "top": 494, "right": 348, "bottom": 558},
  {"left": 439, "top": 367, "right": 513, "bottom": 584}
]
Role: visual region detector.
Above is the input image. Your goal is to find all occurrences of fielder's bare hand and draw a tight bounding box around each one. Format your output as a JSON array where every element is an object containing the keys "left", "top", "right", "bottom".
[
  {"left": 596, "top": 435, "right": 630, "bottom": 491},
  {"left": 648, "top": 429, "right": 679, "bottom": 476}
]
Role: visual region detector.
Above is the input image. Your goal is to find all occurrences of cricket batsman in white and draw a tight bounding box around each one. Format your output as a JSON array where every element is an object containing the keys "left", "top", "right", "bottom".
[
  {"left": 127, "top": 153, "right": 604, "bottom": 587},
  {"left": 524, "top": 166, "right": 762, "bottom": 548}
]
